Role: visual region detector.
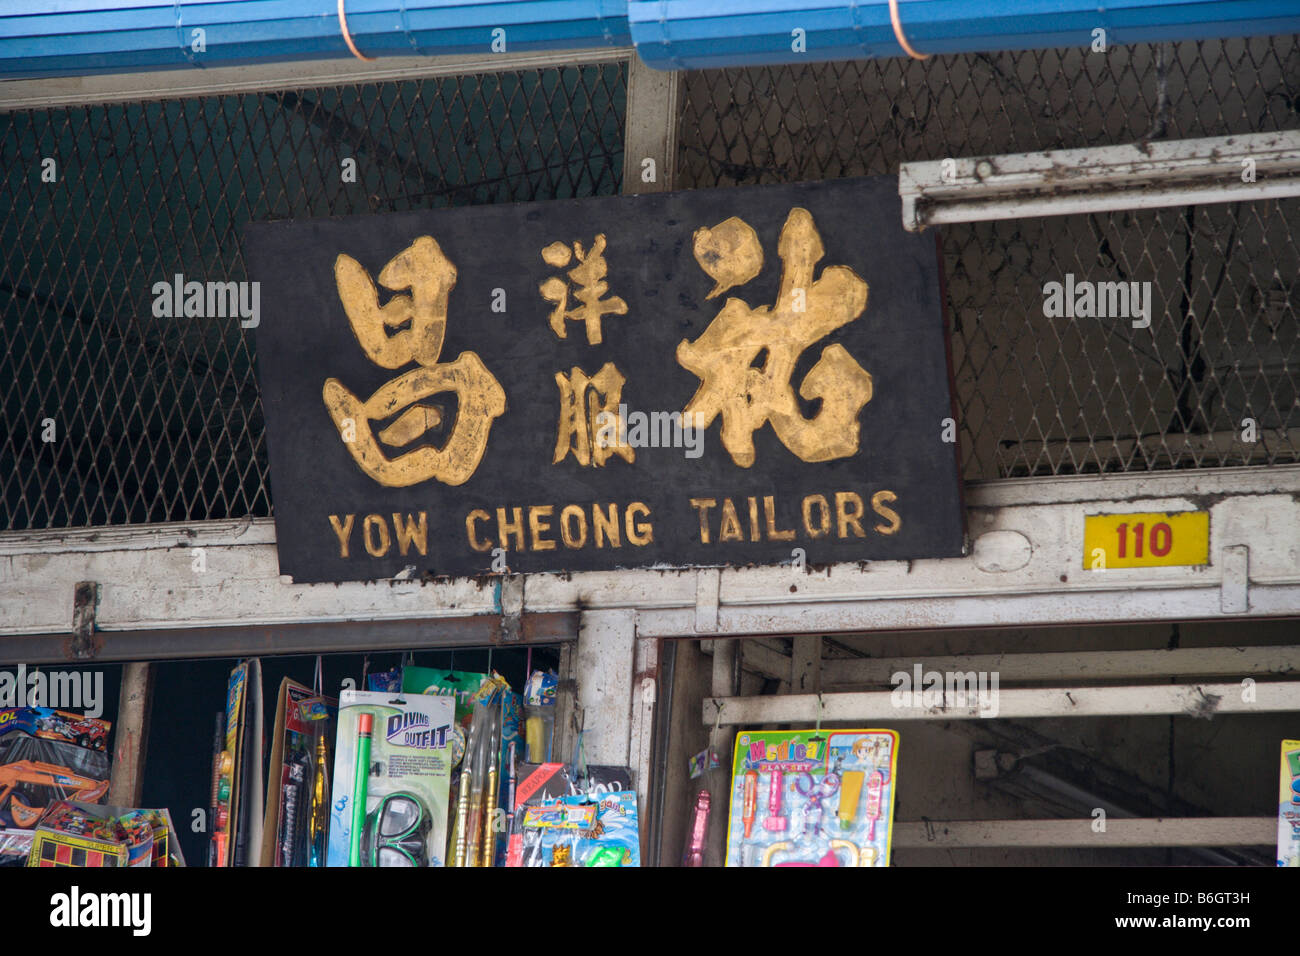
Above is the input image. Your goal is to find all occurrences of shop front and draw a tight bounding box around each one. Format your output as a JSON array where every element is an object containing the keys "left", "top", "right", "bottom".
[{"left": 1, "top": 5, "right": 1298, "bottom": 881}]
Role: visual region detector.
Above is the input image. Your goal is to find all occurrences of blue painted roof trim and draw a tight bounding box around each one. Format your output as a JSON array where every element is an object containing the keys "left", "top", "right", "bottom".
[{"left": 0, "top": 0, "right": 1297, "bottom": 79}]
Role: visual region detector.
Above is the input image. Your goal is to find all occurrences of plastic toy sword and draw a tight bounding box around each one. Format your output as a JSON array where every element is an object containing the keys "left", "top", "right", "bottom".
[
  {"left": 207, "top": 712, "right": 222, "bottom": 868},
  {"left": 481, "top": 708, "right": 501, "bottom": 867},
  {"left": 505, "top": 741, "right": 517, "bottom": 831},
  {"left": 308, "top": 727, "right": 330, "bottom": 867},
  {"left": 684, "top": 790, "right": 710, "bottom": 867},
  {"left": 452, "top": 716, "right": 480, "bottom": 867}
]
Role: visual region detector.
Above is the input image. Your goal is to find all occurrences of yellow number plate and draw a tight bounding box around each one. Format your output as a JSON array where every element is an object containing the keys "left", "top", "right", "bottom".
[{"left": 1083, "top": 511, "right": 1209, "bottom": 569}]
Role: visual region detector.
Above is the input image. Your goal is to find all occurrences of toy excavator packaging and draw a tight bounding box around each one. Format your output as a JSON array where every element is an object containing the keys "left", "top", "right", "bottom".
[{"left": 0, "top": 708, "right": 112, "bottom": 830}]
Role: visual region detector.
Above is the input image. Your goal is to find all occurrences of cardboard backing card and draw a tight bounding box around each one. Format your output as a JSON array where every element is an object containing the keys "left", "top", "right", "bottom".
[
  {"left": 724, "top": 729, "right": 898, "bottom": 867},
  {"left": 215, "top": 659, "right": 263, "bottom": 867},
  {"left": 260, "top": 677, "right": 336, "bottom": 867},
  {"left": 505, "top": 763, "right": 637, "bottom": 867},
  {"left": 1279, "top": 738, "right": 1300, "bottom": 867},
  {"left": 327, "top": 690, "right": 455, "bottom": 867}
]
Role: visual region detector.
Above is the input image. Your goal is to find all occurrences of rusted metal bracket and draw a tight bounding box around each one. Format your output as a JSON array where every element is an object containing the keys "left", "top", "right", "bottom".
[
  {"left": 498, "top": 573, "right": 525, "bottom": 642},
  {"left": 67, "top": 581, "right": 101, "bottom": 660}
]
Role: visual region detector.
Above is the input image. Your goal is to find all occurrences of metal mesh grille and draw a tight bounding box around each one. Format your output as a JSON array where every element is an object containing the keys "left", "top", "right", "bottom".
[
  {"left": 679, "top": 37, "right": 1300, "bottom": 479},
  {"left": 3, "top": 41, "right": 1298, "bottom": 532},
  {"left": 0, "top": 65, "right": 626, "bottom": 530}
]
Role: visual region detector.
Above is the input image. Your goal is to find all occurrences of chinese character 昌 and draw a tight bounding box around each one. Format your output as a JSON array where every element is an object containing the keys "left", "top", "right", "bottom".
[{"left": 323, "top": 236, "right": 507, "bottom": 487}]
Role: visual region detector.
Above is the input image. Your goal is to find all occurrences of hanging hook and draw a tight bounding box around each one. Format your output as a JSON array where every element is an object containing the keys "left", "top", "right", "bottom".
[
  {"left": 811, "top": 692, "right": 825, "bottom": 742},
  {"left": 573, "top": 729, "right": 588, "bottom": 784}
]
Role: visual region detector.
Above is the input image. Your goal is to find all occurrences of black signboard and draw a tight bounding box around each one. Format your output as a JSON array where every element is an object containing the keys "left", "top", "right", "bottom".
[{"left": 244, "top": 177, "right": 964, "bottom": 583}]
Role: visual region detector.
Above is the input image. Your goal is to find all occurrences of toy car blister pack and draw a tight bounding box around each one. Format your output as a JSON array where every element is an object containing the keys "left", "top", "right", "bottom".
[
  {"left": 509, "top": 790, "right": 639, "bottom": 867},
  {"left": 505, "top": 763, "right": 639, "bottom": 867},
  {"left": 0, "top": 712, "right": 111, "bottom": 829},
  {"left": 18, "top": 709, "right": 111, "bottom": 751},
  {"left": 725, "top": 729, "right": 898, "bottom": 867}
]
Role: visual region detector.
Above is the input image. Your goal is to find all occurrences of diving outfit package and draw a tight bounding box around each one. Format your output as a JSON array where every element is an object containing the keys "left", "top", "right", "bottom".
[{"left": 327, "top": 690, "right": 454, "bottom": 867}]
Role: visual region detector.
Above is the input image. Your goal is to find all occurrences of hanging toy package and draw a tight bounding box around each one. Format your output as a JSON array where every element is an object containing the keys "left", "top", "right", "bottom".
[
  {"left": 504, "top": 763, "right": 640, "bottom": 867},
  {"left": 724, "top": 729, "right": 898, "bottom": 867},
  {"left": 681, "top": 742, "right": 723, "bottom": 867},
  {"left": 1279, "top": 738, "right": 1300, "bottom": 867},
  {"left": 326, "top": 690, "right": 454, "bottom": 867}
]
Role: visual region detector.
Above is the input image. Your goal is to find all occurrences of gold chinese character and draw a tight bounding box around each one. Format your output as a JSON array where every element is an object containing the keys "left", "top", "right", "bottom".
[
  {"left": 553, "top": 362, "right": 634, "bottom": 468},
  {"left": 538, "top": 235, "right": 628, "bottom": 345},
  {"left": 322, "top": 236, "right": 507, "bottom": 487},
  {"left": 677, "top": 208, "right": 873, "bottom": 468}
]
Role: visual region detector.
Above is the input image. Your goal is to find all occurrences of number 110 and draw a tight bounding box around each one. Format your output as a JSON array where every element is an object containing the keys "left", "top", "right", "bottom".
[{"left": 1116, "top": 521, "right": 1172, "bottom": 558}]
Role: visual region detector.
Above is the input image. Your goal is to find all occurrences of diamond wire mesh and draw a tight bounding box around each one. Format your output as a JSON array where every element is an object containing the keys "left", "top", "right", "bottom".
[
  {"left": 2, "top": 40, "right": 1298, "bottom": 532},
  {"left": 0, "top": 65, "right": 627, "bottom": 531},
  {"left": 678, "top": 37, "right": 1300, "bottom": 479}
]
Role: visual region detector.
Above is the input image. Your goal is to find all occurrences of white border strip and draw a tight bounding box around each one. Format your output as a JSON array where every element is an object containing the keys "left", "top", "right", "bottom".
[{"left": 0, "top": 48, "right": 635, "bottom": 110}]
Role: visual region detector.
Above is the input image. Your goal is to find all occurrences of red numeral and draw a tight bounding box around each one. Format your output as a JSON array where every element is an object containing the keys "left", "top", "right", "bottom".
[
  {"left": 1150, "top": 522, "right": 1172, "bottom": 556},
  {"left": 1114, "top": 520, "right": 1175, "bottom": 560}
]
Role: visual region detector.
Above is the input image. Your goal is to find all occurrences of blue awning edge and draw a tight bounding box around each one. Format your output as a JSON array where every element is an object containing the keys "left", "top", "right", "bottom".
[{"left": 2, "top": 1, "right": 1298, "bottom": 79}]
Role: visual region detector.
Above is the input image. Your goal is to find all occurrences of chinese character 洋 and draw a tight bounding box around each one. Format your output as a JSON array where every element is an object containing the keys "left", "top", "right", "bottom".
[{"left": 538, "top": 234, "right": 628, "bottom": 345}]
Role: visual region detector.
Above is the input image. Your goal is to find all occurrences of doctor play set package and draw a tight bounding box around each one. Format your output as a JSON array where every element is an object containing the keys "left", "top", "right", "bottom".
[
  {"left": 1279, "top": 738, "right": 1300, "bottom": 867},
  {"left": 327, "top": 690, "right": 455, "bottom": 867},
  {"left": 725, "top": 729, "right": 898, "bottom": 867}
]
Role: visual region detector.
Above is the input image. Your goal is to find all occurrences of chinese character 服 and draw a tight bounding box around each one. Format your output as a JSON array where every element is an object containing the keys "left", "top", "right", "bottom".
[
  {"left": 322, "top": 236, "right": 507, "bottom": 487},
  {"left": 677, "top": 208, "right": 873, "bottom": 467},
  {"left": 538, "top": 234, "right": 628, "bottom": 345},
  {"left": 553, "top": 362, "right": 634, "bottom": 468}
]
